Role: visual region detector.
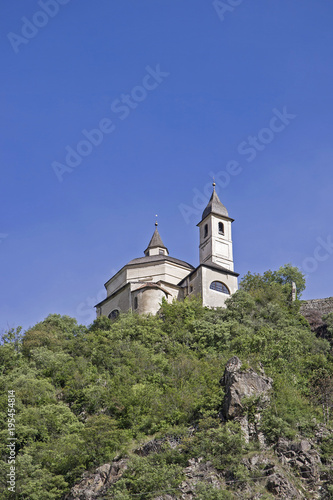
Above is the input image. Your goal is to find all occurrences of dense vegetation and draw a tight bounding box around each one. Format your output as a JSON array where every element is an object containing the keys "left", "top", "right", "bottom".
[{"left": 0, "top": 265, "right": 332, "bottom": 499}]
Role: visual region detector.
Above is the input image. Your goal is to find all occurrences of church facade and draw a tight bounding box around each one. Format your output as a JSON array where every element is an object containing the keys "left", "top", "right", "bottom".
[{"left": 95, "top": 185, "right": 239, "bottom": 319}]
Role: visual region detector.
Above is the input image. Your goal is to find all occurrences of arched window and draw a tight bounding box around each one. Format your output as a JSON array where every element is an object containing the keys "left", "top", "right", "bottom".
[
  {"left": 210, "top": 281, "right": 230, "bottom": 294},
  {"left": 204, "top": 224, "right": 208, "bottom": 238},
  {"left": 108, "top": 309, "right": 119, "bottom": 320},
  {"left": 218, "top": 222, "right": 224, "bottom": 235}
]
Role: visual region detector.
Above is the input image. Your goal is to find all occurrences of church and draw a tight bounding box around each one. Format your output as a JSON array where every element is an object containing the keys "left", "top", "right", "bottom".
[{"left": 95, "top": 184, "right": 239, "bottom": 319}]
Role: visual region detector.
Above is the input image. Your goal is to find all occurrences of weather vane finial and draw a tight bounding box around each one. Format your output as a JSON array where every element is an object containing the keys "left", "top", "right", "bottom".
[{"left": 155, "top": 214, "right": 158, "bottom": 227}]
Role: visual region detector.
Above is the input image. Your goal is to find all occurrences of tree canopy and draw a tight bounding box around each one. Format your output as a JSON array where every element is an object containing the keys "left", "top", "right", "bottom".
[{"left": 0, "top": 265, "right": 331, "bottom": 499}]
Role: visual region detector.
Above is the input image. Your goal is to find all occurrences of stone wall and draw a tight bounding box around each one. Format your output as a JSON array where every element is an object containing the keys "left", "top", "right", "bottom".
[{"left": 300, "top": 297, "right": 333, "bottom": 317}]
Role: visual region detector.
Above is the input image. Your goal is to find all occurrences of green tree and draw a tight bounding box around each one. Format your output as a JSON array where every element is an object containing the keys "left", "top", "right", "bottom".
[
  {"left": 240, "top": 264, "right": 306, "bottom": 301},
  {"left": 22, "top": 314, "right": 86, "bottom": 357},
  {"left": 111, "top": 454, "right": 184, "bottom": 499},
  {"left": 81, "top": 415, "right": 131, "bottom": 467},
  {"left": 0, "top": 327, "right": 23, "bottom": 375},
  {"left": 310, "top": 368, "right": 333, "bottom": 425}
]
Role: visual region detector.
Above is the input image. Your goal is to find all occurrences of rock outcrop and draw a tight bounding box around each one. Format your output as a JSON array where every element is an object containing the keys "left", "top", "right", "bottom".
[
  {"left": 265, "top": 468, "right": 304, "bottom": 499},
  {"left": 276, "top": 438, "right": 322, "bottom": 497},
  {"left": 178, "top": 458, "right": 224, "bottom": 499},
  {"left": 65, "top": 359, "right": 331, "bottom": 499},
  {"left": 301, "top": 302, "right": 333, "bottom": 345},
  {"left": 241, "top": 455, "right": 305, "bottom": 499},
  {"left": 135, "top": 436, "right": 182, "bottom": 457},
  {"left": 220, "top": 356, "right": 273, "bottom": 444},
  {"left": 300, "top": 297, "right": 333, "bottom": 317},
  {"left": 65, "top": 459, "right": 127, "bottom": 500}
]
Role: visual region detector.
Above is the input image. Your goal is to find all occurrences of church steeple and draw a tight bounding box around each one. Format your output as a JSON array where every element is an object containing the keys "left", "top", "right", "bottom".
[
  {"left": 200, "top": 182, "right": 229, "bottom": 221},
  {"left": 144, "top": 222, "right": 169, "bottom": 257},
  {"left": 197, "top": 184, "right": 235, "bottom": 271}
]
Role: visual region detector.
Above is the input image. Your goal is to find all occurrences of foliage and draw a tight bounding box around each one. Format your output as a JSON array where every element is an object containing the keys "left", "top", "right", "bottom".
[
  {"left": 194, "top": 483, "right": 235, "bottom": 499},
  {"left": 240, "top": 263, "right": 306, "bottom": 300},
  {"left": 324, "top": 312, "right": 333, "bottom": 334},
  {"left": 182, "top": 420, "right": 245, "bottom": 471},
  {"left": 80, "top": 415, "right": 131, "bottom": 467},
  {"left": 0, "top": 265, "right": 331, "bottom": 498},
  {"left": 110, "top": 453, "right": 184, "bottom": 499},
  {"left": 320, "top": 434, "right": 333, "bottom": 463},
  {"left": 310, "top": 368, "right": 333, "bottom": 425}
]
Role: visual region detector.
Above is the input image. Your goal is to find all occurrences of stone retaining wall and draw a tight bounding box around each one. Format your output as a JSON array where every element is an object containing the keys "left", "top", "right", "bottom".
[{"left": 300, "top": 297, "right": 333, "bottom": 317}]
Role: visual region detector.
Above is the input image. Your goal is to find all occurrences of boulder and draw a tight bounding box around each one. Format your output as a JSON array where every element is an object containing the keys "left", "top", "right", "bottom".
[
  {"left": 135, "top": 436, "right": 181, "bottom": 457},
  {"left": 276, "top": 438, "right": 321, "bottom": 487},
  {"left": 220, "top": 356, "right": 273, "bottom": 444},
  {"left": 175, "top": 458, "right": 224, "bottom": 500},
  {"left": 266, "top": 471, "right": 304, "bottom": 499},
  {"left": 65, "top": 458, "right": 127, "bottom": 500}
]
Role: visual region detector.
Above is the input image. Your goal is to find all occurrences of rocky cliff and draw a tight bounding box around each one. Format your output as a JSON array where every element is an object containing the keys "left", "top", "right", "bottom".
[
  {"left": 65, "top": 357, "right": 332, "bottom": 499},
  {"left": 300, "top": 298, "right": 333, "bottom": 317},
  {"left": 301, "top": 297, "right": 333, "bottom": 346}
]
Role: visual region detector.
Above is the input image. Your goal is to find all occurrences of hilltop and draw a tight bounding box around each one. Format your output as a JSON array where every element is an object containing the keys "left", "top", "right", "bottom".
[{"left": 0, "top": 265, "right": 332, "bottom": 499}]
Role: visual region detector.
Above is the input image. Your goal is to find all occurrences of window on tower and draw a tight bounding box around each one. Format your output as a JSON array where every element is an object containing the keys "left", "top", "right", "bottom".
[
  {"left": 218, "top": 222, "right": 224, "bottom": 235},
  {"left": 210, "top": 281, "right": 230, "bottom": 294},
  {"left": 204, "top": 224, "right": 208, "bottom": 238},
  {"left": 159, "top": 249, "right": 164, "bottom": 255}
]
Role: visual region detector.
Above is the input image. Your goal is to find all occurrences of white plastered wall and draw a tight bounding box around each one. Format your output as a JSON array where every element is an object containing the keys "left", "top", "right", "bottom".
[
  {"left": 199, "top": 214, "right": 234, "bottom": 271},
  {"left": 201, "top": 266, "right": 238, "bottom": 308},
  {"left": 99, "top": 285, "right": 131, "bottom": 318}
]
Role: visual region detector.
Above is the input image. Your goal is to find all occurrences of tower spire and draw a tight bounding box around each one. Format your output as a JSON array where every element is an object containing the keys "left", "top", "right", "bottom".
[
  {"left": 144, "top": 218, "right": 169, "bottom": 257},
  {"left": 200, "top": 183, "right": 229, "bottom": 222}
]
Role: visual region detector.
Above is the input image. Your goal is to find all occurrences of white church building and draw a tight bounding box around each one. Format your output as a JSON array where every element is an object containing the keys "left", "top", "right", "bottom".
[{"left": 95, "top": 184, "right": 239, "bottom": 319}]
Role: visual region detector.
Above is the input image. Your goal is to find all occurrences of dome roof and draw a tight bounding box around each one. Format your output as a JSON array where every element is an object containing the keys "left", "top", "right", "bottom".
[{"left": 128, "top": 254, "right": 194, "bottom": 269}]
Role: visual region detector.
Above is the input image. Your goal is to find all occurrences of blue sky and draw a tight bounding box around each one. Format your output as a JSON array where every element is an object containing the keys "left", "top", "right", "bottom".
[{"left": 1, "top": 0, "right": 333, "bottom": 332}]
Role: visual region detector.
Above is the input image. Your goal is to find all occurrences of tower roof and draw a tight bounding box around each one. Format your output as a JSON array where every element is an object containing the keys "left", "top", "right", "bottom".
[
  {"left": 201, "top": 185, "right": 229, "bottom": 220},
  {"left": 144, "top": 224, "right": 169, "bottom": 255}
]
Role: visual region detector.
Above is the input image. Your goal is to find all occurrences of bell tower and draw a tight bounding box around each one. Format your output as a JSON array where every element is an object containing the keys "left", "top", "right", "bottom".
[{"left": 197, "top": 183, "right": 235, "bottom": 271}]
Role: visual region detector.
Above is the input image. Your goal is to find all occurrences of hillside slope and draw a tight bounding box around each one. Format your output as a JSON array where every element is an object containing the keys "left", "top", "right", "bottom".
[{"left": 0, "top": 265, "right": 332, "bottom": 499}]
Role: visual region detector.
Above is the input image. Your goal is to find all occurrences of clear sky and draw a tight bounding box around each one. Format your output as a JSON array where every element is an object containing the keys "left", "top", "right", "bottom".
[{"left": 1, "top": 0, "right": 333, "bottom": 332}]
